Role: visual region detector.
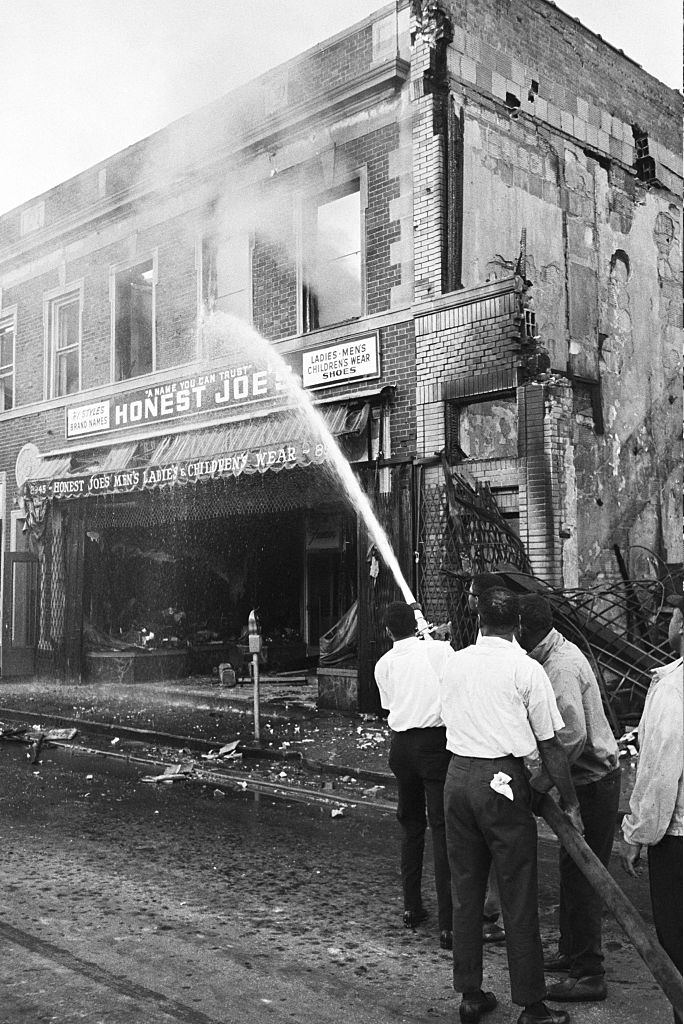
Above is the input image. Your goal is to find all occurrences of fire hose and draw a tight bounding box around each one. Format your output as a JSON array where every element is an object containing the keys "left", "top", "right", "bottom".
[{"left": 539, "top": 793, "right": 683, "bottom": 1015}]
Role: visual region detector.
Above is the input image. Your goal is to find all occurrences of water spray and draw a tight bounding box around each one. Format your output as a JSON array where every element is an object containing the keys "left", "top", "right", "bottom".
[{"left": 203, "top": 313, "right": 435, "bottom": 641}]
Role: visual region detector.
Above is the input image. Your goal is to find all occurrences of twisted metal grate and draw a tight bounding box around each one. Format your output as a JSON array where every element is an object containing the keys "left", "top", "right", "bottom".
[{"left": 417, "top": 465, "right": 531, "bottom": 650}]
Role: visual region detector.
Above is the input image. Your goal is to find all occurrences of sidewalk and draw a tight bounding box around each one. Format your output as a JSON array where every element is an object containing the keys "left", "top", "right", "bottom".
[{"left": 0, "top": 672, "right": 638, "bottom": 813}]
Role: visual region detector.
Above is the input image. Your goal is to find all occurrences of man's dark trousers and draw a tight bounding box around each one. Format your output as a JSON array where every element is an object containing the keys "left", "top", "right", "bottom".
[
  {"left": 445, "top": 754, "right": 546, "bottom": 1006},
  {"left": 557, "top": 767, "right": 621, "bottom": 976},
  {"left": 388, "top": 726, "right": 452, "bottom": 931},
  {"left": 648, "top": 834, "right": 683, "bottom": 973}
]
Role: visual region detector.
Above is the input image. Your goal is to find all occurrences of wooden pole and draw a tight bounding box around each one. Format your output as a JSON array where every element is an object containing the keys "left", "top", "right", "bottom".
[{"left": 539, "top": 794, "right": 683, "bottom": 1014}]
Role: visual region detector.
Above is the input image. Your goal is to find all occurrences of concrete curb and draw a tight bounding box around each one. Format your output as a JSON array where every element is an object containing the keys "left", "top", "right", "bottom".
[{"left": 0, "top": 706, "right": 396, "bottom": 786}]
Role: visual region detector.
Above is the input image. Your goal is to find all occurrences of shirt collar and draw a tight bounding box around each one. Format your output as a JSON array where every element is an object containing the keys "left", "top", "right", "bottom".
[
  {"left": 529, "top": 627, "right": 563, "bottom": 663},
  {"left": 393, "top": 635, "right": 419, "bottom": 650},
  {"left": 475, "top": 634, "right": 518, "bottom": 648}
]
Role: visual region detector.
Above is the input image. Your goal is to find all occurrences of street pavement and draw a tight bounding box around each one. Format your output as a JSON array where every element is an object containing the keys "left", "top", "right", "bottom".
[{"left": 0, "top": 672, "right": 674, "bottom": 1023}]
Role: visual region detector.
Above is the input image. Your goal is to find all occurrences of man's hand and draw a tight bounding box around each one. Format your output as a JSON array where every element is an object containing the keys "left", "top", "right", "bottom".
[
  {"left": 620, "top": 840, "right": 645, "bottom": 877},
  {"left": 562, "top": 801, "right": 584, "bottom": 835}
]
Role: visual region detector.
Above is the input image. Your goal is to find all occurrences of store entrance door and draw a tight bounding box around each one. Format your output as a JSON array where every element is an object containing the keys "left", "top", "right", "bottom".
[{"left": 1, "top": 552, "right": 39, "bottom": 677}]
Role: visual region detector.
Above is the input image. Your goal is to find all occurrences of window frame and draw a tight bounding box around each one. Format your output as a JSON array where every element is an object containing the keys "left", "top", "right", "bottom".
[
  {"left": 109, "top": 251, "right": 158, "bottom": 383},
  {"left": 296, "top": 174, "right": 367, "bottom": 335},
  {"left": 44, "top": 284, "right": 83, "bottom": 399},
  {"left": 0, "top": 306, "right": 17, "bottom": 412},
  {"left": 199, "top": 230, "right": 254, "bottom": 325},
  {"left": 445, "top": 387, "right": 518, "bottom": 463}
]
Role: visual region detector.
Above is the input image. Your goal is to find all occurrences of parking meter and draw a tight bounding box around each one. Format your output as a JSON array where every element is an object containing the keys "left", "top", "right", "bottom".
[
  {"left": 248, "top": 609, "right": 262, "bottom": 654},
  {"left": 248, "top": 609, "right": 262, "bottom": 742}
]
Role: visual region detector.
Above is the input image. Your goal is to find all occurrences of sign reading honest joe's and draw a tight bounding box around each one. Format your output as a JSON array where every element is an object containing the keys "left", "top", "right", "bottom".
[{"left": 66, "top": 363, "right": 283, "bottom": 439}]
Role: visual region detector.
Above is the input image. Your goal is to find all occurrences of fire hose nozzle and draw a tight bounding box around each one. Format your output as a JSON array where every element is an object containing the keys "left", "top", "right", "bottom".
[{"left": 411, "top": 605, "right": 434, "bottom": 641}]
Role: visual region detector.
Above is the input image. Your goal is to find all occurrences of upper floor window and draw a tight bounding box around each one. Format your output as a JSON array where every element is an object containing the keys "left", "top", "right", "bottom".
[
  {"left": 47, "top": 289, "right": 81, "bottom": 397},
  {"left": 302, "top": 182, "right": 362, "bottom": 332},
  {"left": 113, "top": 256, "right": 155, "bottom": 381},
  {"left": 0, "top": 314, "right": 15, "bottom": 411},
  {"left": 202, "top": 232, "right": 251, "bottom": 321}
]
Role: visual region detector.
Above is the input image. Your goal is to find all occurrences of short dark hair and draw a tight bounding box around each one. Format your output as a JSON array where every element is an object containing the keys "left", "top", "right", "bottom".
[
  {"left": 384, "top": 601, "right": 417, "bottom": 638},
  {"left": 518, "top": 594, "right": 554, "bottom": 636},
  {"left": 470, "top": 572, "right": 505, "bottom": 596},
  {"left": 477, "top": 588, "right": 519, "bottom": 630}
]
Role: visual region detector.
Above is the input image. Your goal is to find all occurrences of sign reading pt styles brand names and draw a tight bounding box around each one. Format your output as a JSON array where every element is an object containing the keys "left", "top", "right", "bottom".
[
  {"left": 66, "top": 363, "right": 284, "bottom": 439},
  {"left": 302, "top": 334, "right": 379, "bottom": 388}
]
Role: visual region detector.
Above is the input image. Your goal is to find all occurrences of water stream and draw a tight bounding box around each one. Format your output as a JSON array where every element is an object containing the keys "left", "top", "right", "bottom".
[{"left": 203, "top": 312, "right": 431, "bottom": 635}]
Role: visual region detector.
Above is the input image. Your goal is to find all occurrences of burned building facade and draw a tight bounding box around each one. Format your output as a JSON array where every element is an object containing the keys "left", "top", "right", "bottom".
[{"left": 0, "top": 0, "right": 681, "bottom": 711}]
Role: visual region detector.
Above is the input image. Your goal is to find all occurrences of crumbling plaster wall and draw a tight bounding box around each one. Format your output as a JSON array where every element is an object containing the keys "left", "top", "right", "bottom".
[
  {"left": 575, "top": 181, "right": 683, "bottom": 583},
  {"left": 459, "top": 110, "right": 568, "bottom": 370},
  {"left": 459, "top": 98, "right": 682, "bottom": 583}
]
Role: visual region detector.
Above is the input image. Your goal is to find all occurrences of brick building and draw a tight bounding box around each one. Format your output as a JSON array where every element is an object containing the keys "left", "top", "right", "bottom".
[{"left": 0, "top": 0, "right": 681, "bottom": 711}]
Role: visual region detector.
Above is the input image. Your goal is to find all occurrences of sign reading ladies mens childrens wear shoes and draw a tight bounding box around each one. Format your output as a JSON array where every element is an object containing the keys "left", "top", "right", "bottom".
[{"left": 302, "top": 334, "right": 379, "bottom": 389}]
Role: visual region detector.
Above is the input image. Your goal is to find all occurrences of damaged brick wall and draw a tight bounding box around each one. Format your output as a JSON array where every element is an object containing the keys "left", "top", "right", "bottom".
[{"left": 427, "top": 0, "right": 683, "bottom": 585}]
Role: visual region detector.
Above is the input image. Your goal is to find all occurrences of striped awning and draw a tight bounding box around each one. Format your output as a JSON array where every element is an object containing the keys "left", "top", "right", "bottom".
[{"left": 22, "top": 402, "right": 370, "bottom": 501}]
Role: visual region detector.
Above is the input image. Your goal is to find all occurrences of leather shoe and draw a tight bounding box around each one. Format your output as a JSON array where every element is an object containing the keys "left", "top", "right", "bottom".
[
  {"left": 543, "top": 952, "right": 572, "bottom": 972},
  {"left": 459, "top": 990, "right": 497, "bottom": 1023},
  {"left": 517, "top": 1004, "right": 569, "bottom": 1024},
  {"left": 482, "top": 921, "right": 506, "bottom": 943},
  {"left": 546, "top": 975, "right": 607, "bottom": 1002},
  {"left": 403, "top": 907, "right": 428, "bottom": 929},
  {"left": 439, "top": 929, "right": 453, "bottom": 950}
]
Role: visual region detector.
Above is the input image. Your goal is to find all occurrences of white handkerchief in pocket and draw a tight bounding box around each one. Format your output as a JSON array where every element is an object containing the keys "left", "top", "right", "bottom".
[{"left": 490, "top": 771, "right": 514, "bottom": 801}]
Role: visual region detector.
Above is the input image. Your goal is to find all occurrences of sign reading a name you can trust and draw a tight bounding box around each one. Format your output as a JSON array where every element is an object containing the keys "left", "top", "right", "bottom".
[{"left": 302, "top": 334, "right": 379, "bottom": 389}]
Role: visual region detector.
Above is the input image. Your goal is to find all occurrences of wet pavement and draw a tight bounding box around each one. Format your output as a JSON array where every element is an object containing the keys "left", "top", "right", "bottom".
[
  {"left": 0, "top": 733, "right": 671, "bottom": 1024},
  {"left": 0, "top": 672, "right": 672, "bottom": 1023},
  {"left": 0, "top": 674, "right": 639, "bottom": 810}
]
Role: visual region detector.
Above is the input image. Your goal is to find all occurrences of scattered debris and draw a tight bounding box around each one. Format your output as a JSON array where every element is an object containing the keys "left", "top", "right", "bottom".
[
  {"left": 141, "top": 765, "right": 192, "bottom": 784},
  {"left": 213, "top": 789, "right": 226, "bottom": 799},
  {"left": 201, "top": 740, "right": 242, "bottom": 762},
  {"left": 45, "top": 727, "right": 78, "bottom": 741},
  {"left": 331, "top": 807, "right": 345, "bottom": 818},
  {"left": 362, "top": 785, "right": 385, "bottom": 799}
]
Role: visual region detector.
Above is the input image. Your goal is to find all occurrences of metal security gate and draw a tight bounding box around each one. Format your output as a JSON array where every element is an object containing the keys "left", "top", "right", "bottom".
[{"left": 34, "top": 500, "right": 85, "bottom": 682}]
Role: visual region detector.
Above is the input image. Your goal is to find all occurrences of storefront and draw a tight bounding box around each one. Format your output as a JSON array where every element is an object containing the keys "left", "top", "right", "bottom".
[{"left": 6, "top": 352, "right": 402, "bottom": 711}]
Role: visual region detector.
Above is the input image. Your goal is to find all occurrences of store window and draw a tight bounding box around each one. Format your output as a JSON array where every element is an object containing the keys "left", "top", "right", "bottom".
[
  {"left": 47, "top": 290, "right": 81, "bottom": 397},
  {"left": 0, "top": 314, "right": 15, "bottom": 411},
  {"left": 113, "top": 257, "right": 155, "bottom": 381},
  {"left": 302, "top": 183, "right": 362, "bottom": 332},
  {"left": 202, "top": 232, "right": 251, "bottom": 321}
]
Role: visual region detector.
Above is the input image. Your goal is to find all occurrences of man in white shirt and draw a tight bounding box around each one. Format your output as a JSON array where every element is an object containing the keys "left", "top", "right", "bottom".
[
  {"left": 440, "top": 588, "right": 582, "bottom": 1024},
  {"left": 374, "top": 601, "right": 454, "bottom": 949},
  {"left": 620, "top": 593, "right": 683, "bottom": 1004}
]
